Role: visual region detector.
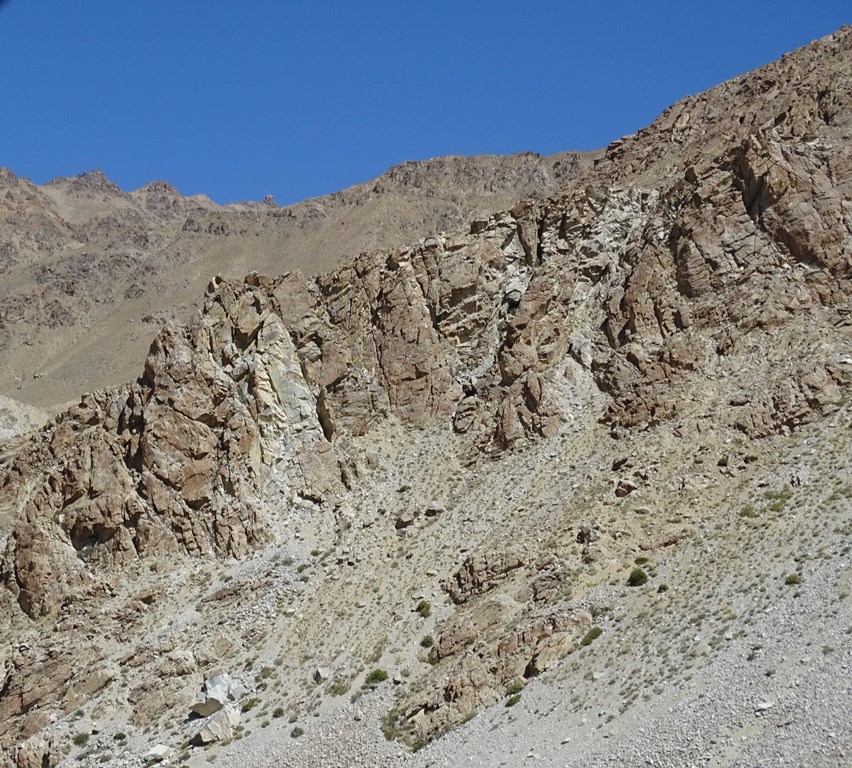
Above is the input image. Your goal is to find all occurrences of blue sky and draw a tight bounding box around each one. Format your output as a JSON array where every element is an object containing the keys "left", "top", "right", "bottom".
[{"left": 1, "top": 1, "right": 848, "bottom": 204}]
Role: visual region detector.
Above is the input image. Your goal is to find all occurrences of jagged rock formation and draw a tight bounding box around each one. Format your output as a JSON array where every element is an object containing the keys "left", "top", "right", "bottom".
[
  {"left": 403, "top": 610, "right": 592, "bottom": 740},
  {"left": 0, "top": 152, "right": 595, "bottom": 408},
  {"left": 446, "top": 552, "right": 525, "bottom": 604},
  {"left": 0, "top": 25, "right": 850, "bottom": 768}
]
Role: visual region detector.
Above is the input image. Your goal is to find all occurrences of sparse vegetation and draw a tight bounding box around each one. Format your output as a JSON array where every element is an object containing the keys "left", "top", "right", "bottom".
[
  {"left": 420, "top": 634, "right": 435, "bottom": 648},
  {"left": 241, "top": 697, "right": 260, "bottom": 712},
  {"left": 505, "top": 679, "right": 524, "bottom": 695},
  {"left": 329, "top": 678, "right": 350, "bottom": 696},
  {"left": 580, "top": 626, "right": 603, "bottom": 646},
  {"left": 365, "top": 668, "right": 389, "bottom": 686},
  {"left": 416, "top": 600, "right": 432, "bottom": 618},
  {"left": 627, "top": 567, "right": 649, "bottom": 587}
]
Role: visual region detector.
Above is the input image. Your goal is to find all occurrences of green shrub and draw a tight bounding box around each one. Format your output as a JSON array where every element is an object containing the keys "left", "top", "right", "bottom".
[
  {"left": 784, "top": 573, "right": 802, "bottom": 585},
  {"left": 505, "top": 679, "right": 524, "bottom": 695},
  {"left": 290, "top": 726, "right": 304, "bottom": 738},
  {"left": 272, "top": 707, "right": 285, "bottom": 718},
  {"left": 241, "top": 697, "right": 260, "bottom": 712},
  {"left": 657, "top": 583, "right": 669, "bottom": 593},
  {"left": 365, "top": 668, "right": 389, "bottom": 686},
  {"left": 504, "top": 693, "right": 522, "bottom": 707},
  {"left": 580, "top": 626, "right": 603, "bottom": 646},
  {"left": 72, "top": 732, "right": 90, "bottom": 747},
  {"left": 634, "top": 556, "right": 650, "bottom": 566},
  {"left": 627, "top": 567, "right": 648, "bottom": 587},
  {"left": 420, "top": 634, "right": 434, "bottom": 648},
  {"left": 416, "top": 600, "right": 432, "bottom": 618}
]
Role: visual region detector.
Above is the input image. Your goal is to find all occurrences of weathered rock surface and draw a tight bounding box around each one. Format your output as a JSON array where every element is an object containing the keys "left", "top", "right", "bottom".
[
  {"left": 403, "top": 611, "right": 592, "bottom": 740},
  {"left": 191, "top": 704, "right": 241, "bottom": 746},
  {"left": 0, "top": 24, "right": 849, "bottom": 765},
  {"left": 190, "top": 673, "right": 249, "bottom": 718},
  {"left": 0, "top": 153, "right": 596, "bottom": 408},
  {"left": 446, "top": 552, "right": 525, "bottom": 604}
]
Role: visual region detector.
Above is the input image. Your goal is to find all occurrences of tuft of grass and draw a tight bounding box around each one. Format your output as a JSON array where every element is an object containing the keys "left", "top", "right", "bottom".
[
  {"left": 580, "top": 626, "right": 603, "bottom": 647},
  {"left": 416, "top": 600, "right": 432, "bottom": 618},
  {"left": 290, "top": 726, "right": 304, "bottom": 739},
  {"left": 784, "top": 573, "right": 802, "bottom": 585},
  {"left": 72, "top": 732, "right": 90, "bottom": 747},
  {"left": 504, "top": 693, "right": 522, "bottom": 707},
  {"left": 420, "top": 634, "right": 434, "bottom": 648},
  {"left": 365, "top": 668, "right": 389, "bottom": 686}
]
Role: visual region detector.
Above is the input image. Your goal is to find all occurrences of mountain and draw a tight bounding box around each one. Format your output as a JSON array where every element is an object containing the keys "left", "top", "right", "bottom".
[
  {"left": 0, "top": 26, "right": 850, "bottom": 768},
  {"left": 0, "top": 151, "right": 595, "bottom": 409}
]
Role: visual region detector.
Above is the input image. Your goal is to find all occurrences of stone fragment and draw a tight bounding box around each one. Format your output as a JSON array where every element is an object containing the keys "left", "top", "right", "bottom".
[{"left": 395, "top": 511, "right": 417, "bottom": 530}]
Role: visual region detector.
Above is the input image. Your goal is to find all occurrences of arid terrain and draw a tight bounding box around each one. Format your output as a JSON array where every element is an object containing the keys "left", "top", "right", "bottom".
[
  {"left": 0, "top": 150, "right": 594, "bottom": 409},
  {"left": 0, "top": 26, "right": 850, "bottom": 768}
]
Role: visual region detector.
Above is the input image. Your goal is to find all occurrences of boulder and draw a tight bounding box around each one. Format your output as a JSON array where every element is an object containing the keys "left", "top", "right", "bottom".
[
  {"left": 190, "top": 673, "right": 248, "bottom": 718},
  {"left": 190, "top": 704, "right": 240, "bottom": 746}
]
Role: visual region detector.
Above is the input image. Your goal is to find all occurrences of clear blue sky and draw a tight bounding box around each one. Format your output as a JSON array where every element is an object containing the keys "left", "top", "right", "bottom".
[{"left": 1, "top": 1, "right": 848, "bottom": 205}]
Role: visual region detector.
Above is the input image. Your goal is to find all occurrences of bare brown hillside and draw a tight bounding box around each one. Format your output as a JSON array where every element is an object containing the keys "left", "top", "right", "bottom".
[{"left": 0, "top": 26, "right": 849, "bottom": 768}]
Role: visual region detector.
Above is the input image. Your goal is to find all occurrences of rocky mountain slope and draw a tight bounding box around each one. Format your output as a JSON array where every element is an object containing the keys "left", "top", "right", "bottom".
[
  {"left": 0, "top": 26, "right": 850, "bottom": 768},
  {"left": 0, "top": 151, "right": 594, "bottom": 409}
]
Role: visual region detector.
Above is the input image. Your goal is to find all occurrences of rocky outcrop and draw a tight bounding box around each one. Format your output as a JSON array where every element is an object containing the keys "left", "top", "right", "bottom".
[
  {"left": 0, "top": 152, "right": 596, "bottom": 407},
  {"left": 446, "top": 552, "right": 525, "bottom": 604},
  {"left": 0, "top": 274, "right": 347, "bottom": 618},
  {"left": 3, "top": 29, "right": 851, "bottom": 616},
  {"left": 403, "top": 611, "right": 592, "bottom": 741}
]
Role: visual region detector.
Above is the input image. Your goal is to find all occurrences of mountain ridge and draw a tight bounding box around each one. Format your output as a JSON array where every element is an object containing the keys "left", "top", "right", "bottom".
[
  {"left": 0, "top": 25, "right": 850, "bottom": 768},
  {"left": 0, "top": 150, "right": 597, "bottom": 410}
]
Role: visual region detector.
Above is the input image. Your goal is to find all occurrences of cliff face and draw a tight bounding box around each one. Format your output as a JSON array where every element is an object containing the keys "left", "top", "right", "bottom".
[
  {"left": 0, "top": 26, "right": 850, "bottom": 767},
  {"left": 0, "top": 152, "right": 595, "bottom": 409}
]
